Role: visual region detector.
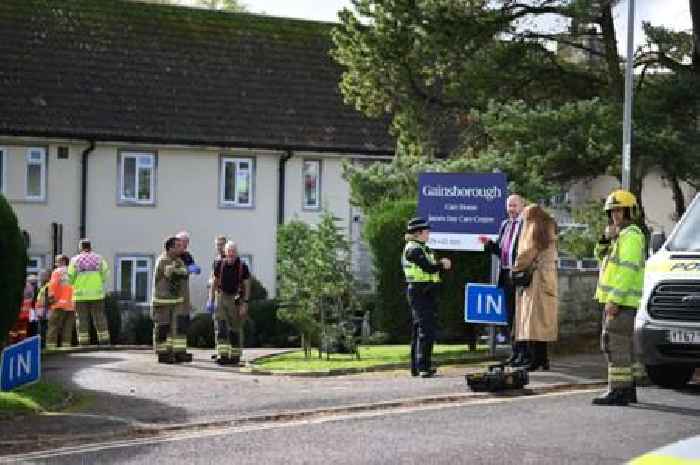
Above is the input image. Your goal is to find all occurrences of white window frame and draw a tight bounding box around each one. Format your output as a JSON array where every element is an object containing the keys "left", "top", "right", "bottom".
[
  {"left": 302, "top": 159, "right": 321, "bottom": 210},
  {"left": 220, "top": 156, "right": 254, "bottom": 208},
  {"left": 0, "top": 147, "right": 5, "bottom": 194},
  {"left": 25, "top": 147, "right": 47, "bottom": 201},
  {"left": 26, "top": 255, "right": 44, "bottom": 275},
  {"left": 119, "top": 151, "right": 156, "bottom": 205},
  {"left": 116, "top": 256, "right": 153, "bottom": 304}
]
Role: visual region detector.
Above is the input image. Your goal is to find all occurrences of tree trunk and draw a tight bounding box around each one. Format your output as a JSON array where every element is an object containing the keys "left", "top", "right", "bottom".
[
  {"left": 598, "top": 2, "right": 624, "bottom": 100},
  {"left": 690, "top": 0, "right": 700, "bottom": 72},
  {"left": 669, "top": 174, "right": 687, "bottom": 221}
]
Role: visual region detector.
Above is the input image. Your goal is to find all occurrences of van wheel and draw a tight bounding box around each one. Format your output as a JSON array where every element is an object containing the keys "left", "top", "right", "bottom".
[{"left": 646, "top": 364, "right": 694, "bottom": 389}]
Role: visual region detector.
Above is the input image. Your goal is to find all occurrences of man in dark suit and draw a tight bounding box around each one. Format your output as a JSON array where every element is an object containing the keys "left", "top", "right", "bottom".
[{"left": 481, "top": 194, "right": 525, "bottom": 364}]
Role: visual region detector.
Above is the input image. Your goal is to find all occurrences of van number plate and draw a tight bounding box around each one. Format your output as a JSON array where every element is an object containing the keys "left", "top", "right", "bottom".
[{"left": 669, "top": 330, "right": 700, "bottom": 344}]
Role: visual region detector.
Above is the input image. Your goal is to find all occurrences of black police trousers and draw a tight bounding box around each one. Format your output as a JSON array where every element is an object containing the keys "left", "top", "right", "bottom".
[{"left": 408, "top": 285, "right": 437, "bottom": 373}]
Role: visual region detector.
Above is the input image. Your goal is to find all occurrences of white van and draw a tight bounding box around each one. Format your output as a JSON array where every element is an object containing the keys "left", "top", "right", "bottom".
[{"left": 635, "top": 195, "right": 700, "bottom": 388}]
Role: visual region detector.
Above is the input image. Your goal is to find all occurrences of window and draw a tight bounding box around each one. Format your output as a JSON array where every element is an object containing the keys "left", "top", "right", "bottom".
[
  {"left": 117, "top": 256, "right": 152, "bottom": 304},
  {"left": 120, "top": 152, "right": 155, "bottom": 204},
  {"left": 26, "top": 147, "right": 46, "bottom": 200},
  {"left": 302, "top": 160, "right": 321, "bottom": 210},
  {"left": 27, "top": 256, "right": 44, "bottom": 275},
  {"left": 220, "top": 157, "right": 253, "bottom": 207}
]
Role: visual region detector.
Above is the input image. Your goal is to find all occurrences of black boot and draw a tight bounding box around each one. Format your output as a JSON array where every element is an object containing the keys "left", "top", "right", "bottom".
[
  {"left": 592, "top": 389, "right": 629, "bottom": 406},
  {"left": 528, "top": 342, "right": 550, "bottom": 371},
  {"left": 158, "top": 353, "right": 175, "bottom": 364},
  {"left": 513, "top": 342, "right": 531, "bottom": 367},
  {"left": 175, "top": 352, "right": 193, "bottom": 363}
]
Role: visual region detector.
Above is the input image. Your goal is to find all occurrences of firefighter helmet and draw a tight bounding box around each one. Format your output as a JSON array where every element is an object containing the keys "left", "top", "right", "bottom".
[{"left": 604, "top": 190, "right": 639, "bottom": 217}]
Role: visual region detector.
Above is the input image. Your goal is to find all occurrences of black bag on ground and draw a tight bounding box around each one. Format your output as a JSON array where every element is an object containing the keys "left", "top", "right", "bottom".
[{"left": 465, "top": 363, "right": 529, "bottom": 392}]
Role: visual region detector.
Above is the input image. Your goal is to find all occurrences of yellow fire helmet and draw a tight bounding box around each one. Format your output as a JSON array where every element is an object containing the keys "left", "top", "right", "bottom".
[{"left": 604, "top": 189, "right": 639, "bottom": 217}]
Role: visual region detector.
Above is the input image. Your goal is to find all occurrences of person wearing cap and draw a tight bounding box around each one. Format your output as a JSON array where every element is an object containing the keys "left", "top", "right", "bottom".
[{"left": 402, "top": 217, "right": 451, "bottom": 378}]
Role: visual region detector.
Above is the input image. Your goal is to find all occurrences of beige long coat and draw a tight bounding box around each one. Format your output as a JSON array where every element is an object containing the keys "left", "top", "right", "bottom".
[{"left": 512, "top": 222, "right": 559, "bottom": 342}]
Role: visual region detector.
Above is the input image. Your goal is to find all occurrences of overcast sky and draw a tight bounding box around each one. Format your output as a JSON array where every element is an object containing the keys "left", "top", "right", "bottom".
[{"left": 236, "top": 0, "right": 692, "bottom": 52}]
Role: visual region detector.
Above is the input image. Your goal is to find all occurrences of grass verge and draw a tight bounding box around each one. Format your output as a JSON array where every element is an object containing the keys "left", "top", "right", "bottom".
[
  {"left": 0, "top": 382, "right": 70, "bottom": 417},
  {"left": 252, "top": 344, "right": 491, "bottom": 372}
]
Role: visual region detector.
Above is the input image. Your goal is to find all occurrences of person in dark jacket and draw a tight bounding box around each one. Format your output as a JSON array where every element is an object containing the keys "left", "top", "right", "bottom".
[
  {"left": 402, "top": 217, "right": 451, "bottom": 378},
  {"left": 481, "top": 194, "right": 525, "bottom": 364}
]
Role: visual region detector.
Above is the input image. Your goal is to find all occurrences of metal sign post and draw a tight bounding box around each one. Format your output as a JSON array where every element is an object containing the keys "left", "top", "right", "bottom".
[{"left": 621, "top": 0, "right": 635, "bottom": 191}]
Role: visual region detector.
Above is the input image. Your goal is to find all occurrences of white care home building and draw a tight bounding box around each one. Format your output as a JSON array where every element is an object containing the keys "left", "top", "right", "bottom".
[{"left": 0, "top": 0, "right": 393, "bottom": 311}]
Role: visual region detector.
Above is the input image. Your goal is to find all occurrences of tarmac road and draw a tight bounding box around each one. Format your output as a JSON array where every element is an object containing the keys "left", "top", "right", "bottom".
[{"left": 6, "top": 383, "right": 700, "bottom": 465}]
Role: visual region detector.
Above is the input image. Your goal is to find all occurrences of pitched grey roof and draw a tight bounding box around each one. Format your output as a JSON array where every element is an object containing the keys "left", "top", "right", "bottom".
[{"left": 0, "top": 0, "right": 395, "bottom": 154}]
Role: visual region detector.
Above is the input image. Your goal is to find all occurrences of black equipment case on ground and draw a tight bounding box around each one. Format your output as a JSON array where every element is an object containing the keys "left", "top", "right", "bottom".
[{"left": 465, "top": 363, "right": 529, "bottom": 392}]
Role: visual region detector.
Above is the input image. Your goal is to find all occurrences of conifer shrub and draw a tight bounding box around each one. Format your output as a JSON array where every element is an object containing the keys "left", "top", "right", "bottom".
[{"left": 0, "top": 194, "right": 27, "bottom": 347}]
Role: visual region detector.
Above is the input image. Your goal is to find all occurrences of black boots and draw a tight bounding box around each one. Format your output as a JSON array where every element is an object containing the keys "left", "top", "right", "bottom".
[
  {"left": 159, "top": 352, "right": 193, "bottom": 364},
  {"left": 158, "top": 353, "right": 175, "bottom": 364},
  {"left": 510, "top": 342, "right": 531, "bottom": 367},
  {"left": 175, "top": 352, "right": 193, "bottom": 363},
  {"left": 592, "top": 389, "right": 630, "bottom": 406},
  {"left": 527, "top": 342, "right": 550, "bottom": 371}
]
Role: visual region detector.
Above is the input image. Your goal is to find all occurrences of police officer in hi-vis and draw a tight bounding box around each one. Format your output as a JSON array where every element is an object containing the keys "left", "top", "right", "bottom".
[
  {"left": 403, "top": 218, "right": 451, "bottom": 378},
  {"left": 593, "top": 190, "right": 645, "bottom": 405}
]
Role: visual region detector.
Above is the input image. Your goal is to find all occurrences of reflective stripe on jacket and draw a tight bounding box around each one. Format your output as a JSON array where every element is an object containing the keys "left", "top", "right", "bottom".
[
  {"left": 402, "top": 240, "right": 440, "bottom": 283},
  {"left": 68, "top": 253, "right": 109, "bottom": 301},
  {"left": 595, "top": 224, "right": 645, "bottom": 308}
]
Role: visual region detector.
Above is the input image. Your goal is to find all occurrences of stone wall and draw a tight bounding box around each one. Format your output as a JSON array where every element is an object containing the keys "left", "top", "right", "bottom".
[{"left": 554, "top": 269, "right": 602, "bottom": 354}]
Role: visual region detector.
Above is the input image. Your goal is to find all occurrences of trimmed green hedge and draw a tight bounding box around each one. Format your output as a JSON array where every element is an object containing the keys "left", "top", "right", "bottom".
[
  {"left": 0, "top": 194, "right": 27, "bottom": 348},
  {"left": 363, "top": 199, "right": 489, "bottom": 345}
]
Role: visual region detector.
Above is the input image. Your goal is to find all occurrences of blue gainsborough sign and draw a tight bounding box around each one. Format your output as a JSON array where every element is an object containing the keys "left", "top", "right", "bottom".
[
  {"left": 1, "top": 336, "right": 41, "bottom": 391},
  {"left": 417, "top": 172, "right": 507, "bottom": 251},
  {"left": 465, "top": 284, "right": 507, "bottom": 325}
]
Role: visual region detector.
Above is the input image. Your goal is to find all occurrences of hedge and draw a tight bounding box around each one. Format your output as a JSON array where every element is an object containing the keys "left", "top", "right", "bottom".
[
  {"left": 363, "top": 198, "right": 489, "bottom": 345},
  {"left": 0, "top": 194, "right": 27, "bottom": 348}
]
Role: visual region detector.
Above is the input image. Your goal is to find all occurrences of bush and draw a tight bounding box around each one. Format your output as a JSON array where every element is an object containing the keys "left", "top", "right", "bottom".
[
  {"left": 188, "top": 313, "right": 214, "bottom": 348},
  {"left": 121, "top": 310, "right": 153, "bottom": 345},
  {"left": 248, "top": 299, "right": 296, "bottom": 347},
  {"left": 0, "top": 194, "right": 28, "bottom": 348},
  {"left": 364, "top": 198, "right": 489, "bottom": 344}
]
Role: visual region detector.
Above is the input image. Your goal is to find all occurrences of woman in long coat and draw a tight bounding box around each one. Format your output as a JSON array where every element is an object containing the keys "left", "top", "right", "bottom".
[{"left": 512, "top": 204, "right": 559, "bottom": 371}]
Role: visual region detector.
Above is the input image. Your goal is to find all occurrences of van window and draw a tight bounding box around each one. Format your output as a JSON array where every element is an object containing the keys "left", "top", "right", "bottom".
[{"left": 667, "top": 200, "right": 700, "bottom": 251}]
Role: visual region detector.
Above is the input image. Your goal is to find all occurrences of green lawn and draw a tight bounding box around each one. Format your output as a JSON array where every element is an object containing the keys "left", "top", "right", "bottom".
[
  {"left": 0, "top": 382, "right": 69, "bottom": 416},
  {"left": 252, "top": 344, "right": 490, "bottom": 372}
]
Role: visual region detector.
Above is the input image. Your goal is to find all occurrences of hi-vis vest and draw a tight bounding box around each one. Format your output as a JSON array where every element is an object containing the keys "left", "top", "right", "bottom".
[
  {"left": 68, "top": 253, "right": 108, "bottom": 301},
  {"left": 595, "top": 224, "right": 645, "bottom": 308},
  {"left": 402, "top": 240, "right": 441, "bottom": 283}
]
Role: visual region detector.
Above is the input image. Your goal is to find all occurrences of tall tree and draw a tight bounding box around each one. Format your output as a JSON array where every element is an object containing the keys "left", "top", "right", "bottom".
[{"left": 333, "top": 0, "right": 700, "bottom": 217}]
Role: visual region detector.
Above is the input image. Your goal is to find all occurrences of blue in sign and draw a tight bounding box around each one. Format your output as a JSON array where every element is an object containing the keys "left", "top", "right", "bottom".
[
  {"left": 465, "top": 284, "right": 507, "bottom": 325},
  {"left": 1, "top": 336, "right": 41, "bottom": 391}
]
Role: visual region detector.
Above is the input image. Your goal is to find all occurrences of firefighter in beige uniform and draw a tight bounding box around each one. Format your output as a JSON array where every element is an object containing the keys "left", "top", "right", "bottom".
[
  {"left": 211, "top": 241, "right": 251, "bottom": 365},
  {"left": 151, "top": 236, "right": 190, "bottom": 364}
]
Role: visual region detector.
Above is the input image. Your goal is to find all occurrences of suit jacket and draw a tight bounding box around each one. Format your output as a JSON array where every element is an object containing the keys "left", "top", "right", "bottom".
[{"left": 486, "top": 217, "right": 523, "bottom": 272}]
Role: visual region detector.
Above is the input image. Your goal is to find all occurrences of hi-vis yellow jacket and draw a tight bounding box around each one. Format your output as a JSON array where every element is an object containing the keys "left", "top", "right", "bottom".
[
  {"left": 595, "top": 224, "right": 645, "bottom": 308},
  {"left": 402, "top": 240, "right": 441, "bottom": 283},
  {"left": 68, "top": 252, "right": 109, "bottom": 302}
]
